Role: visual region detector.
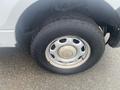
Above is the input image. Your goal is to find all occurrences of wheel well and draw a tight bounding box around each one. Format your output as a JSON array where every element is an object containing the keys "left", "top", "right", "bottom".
[{"left": 15, "top": 0, "right": 120, "bottom": 49}]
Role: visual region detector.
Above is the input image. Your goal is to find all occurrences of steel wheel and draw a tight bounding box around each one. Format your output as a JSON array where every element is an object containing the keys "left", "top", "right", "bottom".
[{"left": 45, "top": 36, "right": 91, "bottom": 69}]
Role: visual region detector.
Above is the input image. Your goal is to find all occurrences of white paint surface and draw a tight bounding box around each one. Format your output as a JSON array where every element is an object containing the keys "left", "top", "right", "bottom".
[
  {"left": 105, "top": 0, "right": 120, "bottom": 9},
  {"left": 0, "top": 0, "right": 37, "bottom": 29},
  {"left": 0, "top": 31, "right": 16, "bottom": 47},
  {"left": 0, "top": 0, "right": 19, "bottom": 26}
]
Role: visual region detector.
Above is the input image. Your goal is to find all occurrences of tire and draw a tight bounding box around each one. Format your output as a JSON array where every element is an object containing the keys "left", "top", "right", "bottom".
[
  {"left": 31, "top": 19, "right": 105, "bottom": 74},
  {"left": 117, "top": 7, "right": 120, "bottom": 17}
]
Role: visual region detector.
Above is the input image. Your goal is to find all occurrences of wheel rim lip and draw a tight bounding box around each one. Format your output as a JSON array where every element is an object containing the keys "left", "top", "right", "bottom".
[{"left": 45, "top": 35, "right": 91, "bottom": 69}]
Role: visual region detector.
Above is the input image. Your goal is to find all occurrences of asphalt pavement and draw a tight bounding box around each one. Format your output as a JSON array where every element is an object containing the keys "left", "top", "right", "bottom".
[{"left": 0, "top": 45, "right": 119, "bottom": 90}]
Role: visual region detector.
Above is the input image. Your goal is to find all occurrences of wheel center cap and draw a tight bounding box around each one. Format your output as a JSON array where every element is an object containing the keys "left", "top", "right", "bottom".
[{"left": 58, "top": 45, "right": 77, "bottom": 59}]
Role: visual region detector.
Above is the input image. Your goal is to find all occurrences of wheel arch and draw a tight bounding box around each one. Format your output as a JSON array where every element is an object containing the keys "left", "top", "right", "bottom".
[{"left": 16, "top": 0, "right": 120, "bottom": 47}]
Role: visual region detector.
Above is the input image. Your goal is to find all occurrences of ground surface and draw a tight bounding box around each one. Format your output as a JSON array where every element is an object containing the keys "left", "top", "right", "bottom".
[{"left": 0, "top": 46, "right": 119, "bottom": 90}]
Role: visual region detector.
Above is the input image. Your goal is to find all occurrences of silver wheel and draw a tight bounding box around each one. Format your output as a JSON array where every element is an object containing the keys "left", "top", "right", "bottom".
[{"left": 45, "top": 36, "right": 91, "bottom": 69}]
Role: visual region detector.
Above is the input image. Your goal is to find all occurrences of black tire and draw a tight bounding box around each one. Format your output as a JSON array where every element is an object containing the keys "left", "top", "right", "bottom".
[
  {"left": 31, "top": 19, "right": 105, "bottom": 74},
  {"left": 117, "top": 7, "right": 120, "bottom": 17}
]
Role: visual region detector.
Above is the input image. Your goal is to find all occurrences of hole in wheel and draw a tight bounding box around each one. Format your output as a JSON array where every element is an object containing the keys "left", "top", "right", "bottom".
[
  {"left": 59, "top": 39, "right": 67, "bottom": 43},
  {"left": 51, "top": 54, "right": 55, "bottom": 58},
  {"left": 73, "top": 39, "right": 80, "bottom": 44},
  {"left": 51, "top": 44, "right": 56, "bottom": 50},
  {"left": 78, "top": 56, "right": 82, "bottom": 59},
  {"left": 81, "top": 46, "right": 85, "bottom": 51}
]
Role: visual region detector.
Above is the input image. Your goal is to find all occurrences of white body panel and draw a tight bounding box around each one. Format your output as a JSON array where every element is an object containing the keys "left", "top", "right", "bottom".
[
  {"left": 0, "top": 0, "right": 37, "bottom": 29},
  {"left": 0, "top": 0, "right": 37, "bottom": 47}
]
